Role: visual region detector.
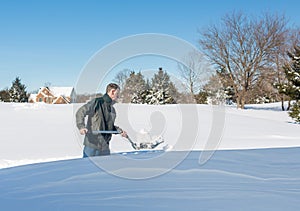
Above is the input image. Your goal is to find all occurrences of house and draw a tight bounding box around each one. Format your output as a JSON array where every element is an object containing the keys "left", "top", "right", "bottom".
[{"left": 29, "top": 87, "right": 76, "bottom": 104}]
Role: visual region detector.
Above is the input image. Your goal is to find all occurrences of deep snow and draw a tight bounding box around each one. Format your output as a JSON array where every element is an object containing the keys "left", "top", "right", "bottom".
[
  {"left": 1, "top": 148, "right": 300, "bottom": 210},
  {"left": 0, "top": 102, "right": 299, "bottom": 168},
  {"left": 0, "top": 102, "right": 300, "bottom": 210}
]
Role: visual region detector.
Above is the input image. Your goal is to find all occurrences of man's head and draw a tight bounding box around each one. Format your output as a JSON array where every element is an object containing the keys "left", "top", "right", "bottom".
[{"left": 106, "top": 83, "right": 120, "bottom": 101}]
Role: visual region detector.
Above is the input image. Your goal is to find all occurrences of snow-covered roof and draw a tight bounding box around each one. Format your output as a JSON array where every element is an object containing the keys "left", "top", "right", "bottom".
[
  {"left": 28, "top": 94, "right": 37, "bottom": 102},
  {"left": 52, "top": 95, "right": 70, "bottom": 104},
  {"left": 40, "top": 87, "right": 74, "bottom": 97}
]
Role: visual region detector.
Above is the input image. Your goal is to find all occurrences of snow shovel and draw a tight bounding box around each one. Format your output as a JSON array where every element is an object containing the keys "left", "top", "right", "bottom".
[
  {"left": 92, "top": 130, "right": 164, "bottom": 150},
  {"left": 92, "top": 130, "right": 138, "bottom": 150}
]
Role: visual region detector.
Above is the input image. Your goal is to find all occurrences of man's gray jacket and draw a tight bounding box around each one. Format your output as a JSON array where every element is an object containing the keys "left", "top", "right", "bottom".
[{"left": 76, "top": 94, "right": 119, "bottom": 150}]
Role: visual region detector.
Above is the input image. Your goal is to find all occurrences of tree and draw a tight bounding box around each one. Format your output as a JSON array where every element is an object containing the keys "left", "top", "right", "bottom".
[
  {"left": 113, "top": 69, "right": 131, "bottom": 90},
  {"left": 119, "top": 68, "right": 180, "bottom": 104},
  {"left": 121, "top": 71, "right": 147, "bottom": 103},
  {"left": 274, "top": 29, "right": 300, "bottom": 110},
  {"left": 178, "top": 50, "right": 210, "bottom": 96},
  {"left": 199, "top": 12, "right": 287, "bottom": 108},
  {"left": 289, "top": 102, "right": 300, "bottom": 122},
  {"left": 278, "top": 46, "right": 300, "bottom": 122},
  {"left": 150, "top": 67, "right": 178, "bottom": 104},
  {"left": 9, "top": 77, "right": 28, "bottom": 102},
  {"left": 130, "top": 68, "right": 178, "bottom": 105},
  {"left": 203, "top": 73, "right": 229, "bottom": 105},
  {"left": 194, "top": 90, "right": 208, "bottom": 104},
  {"left": 214, "top": 68, "right": 236, "bottom": 104},
  {"left": 132, "top": 87, "right": 176, "bottom": 105},
  {"left": 0, "top": 89, "right": 10, "bottom": 102}
]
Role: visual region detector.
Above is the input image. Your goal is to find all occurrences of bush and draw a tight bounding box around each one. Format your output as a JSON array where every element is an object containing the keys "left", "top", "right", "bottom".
[{"left": 289, "top": 101, "right": 300, "bottom": 123}]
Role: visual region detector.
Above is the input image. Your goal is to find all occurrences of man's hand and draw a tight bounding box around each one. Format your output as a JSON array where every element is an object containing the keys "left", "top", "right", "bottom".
[
  {"left": 79, "top": 128, "right": 88, "bottom": 135},
  {"left": 117, "top": 127, "right": 128, "bottom": 138},
  {"left": 120, "top": 130, "right": 128, "bottom": 138}
]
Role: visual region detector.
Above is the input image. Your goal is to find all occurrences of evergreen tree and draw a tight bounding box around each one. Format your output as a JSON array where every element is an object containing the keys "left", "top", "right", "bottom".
[
  {"left": 121, "top": 68, "right": 179, "bottom": 104},
  {"left": 130, "top": 68, "right": 179, "bottom": 105},
  {"left": 151, "top": 67, "right": 170, "bottom": 90},
  {"left": 9, "top": 77, "right": 28, "bottom": 102},
  {"left": 139, "top": 88, "right": 175, "bottom": 105},
  {"left": 278, "top": 46, "right": 300, "bottom": 122},
  {"left": 131, "top": 89, "right": 151, "bottom": 104},
  {"left": 289, "top": 102, "right": 300, "bottom": 122},
  {"left": 148, "top": 67, "right": 177, "bottom": 104},
  {"left": 122, "top": 71, "right": 147, "bottom": 103},
  {"left": 194, "top": 90, "right": 208, "bottom": 104},
  {"left": 203, "top": 74, "right": 228, "bottom": 105}
]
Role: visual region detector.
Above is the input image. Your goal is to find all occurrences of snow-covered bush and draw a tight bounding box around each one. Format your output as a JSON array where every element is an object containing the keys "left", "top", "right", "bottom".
[{"left": 279, "top": 46, "right": 300, "bottom": 122}]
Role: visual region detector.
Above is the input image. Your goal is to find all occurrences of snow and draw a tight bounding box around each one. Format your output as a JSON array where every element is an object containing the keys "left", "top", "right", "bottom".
[
  {"left": 0, "top": 103, "right": 82, "bottom": 168},
  {"left": 27, "top": 94, "right": 37, "bottom": 102},
  {"left": 0, "top": 102, "right": 300, "bottom": 210},
  {"left": 43, "top": 86, "right": 74, "bottom": 97}
]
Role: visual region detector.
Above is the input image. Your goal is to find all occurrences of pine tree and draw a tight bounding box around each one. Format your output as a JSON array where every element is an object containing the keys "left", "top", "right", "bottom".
[
  {"left": 203, "top": 74, "right": 228, "bottom": 105},
  {"left": 122, "top": 68, "right": 179, "bottom": 104},
  {"left": 152, "top": 68, "right": 170, "bottom": 90},
  {"left": 148, "top": 67, "right": 177, "bottom": 104},
  {"left": 122, "top": 71, "right": 147, "bottom": 103},
  {"left": 9, "top": 77, "right": 28, "bottom": 102},
  {"left": 142, "top": 88, "right": 175, "bottom": 105},
  {"left": 131, "top": 89, "right": 151, "bottom": 104},
  {"left": 278, "top": 46, "right": 300, "bottom": 122},
  {"left": 289, "top": 102, "right": 300, "bottom": 122}
]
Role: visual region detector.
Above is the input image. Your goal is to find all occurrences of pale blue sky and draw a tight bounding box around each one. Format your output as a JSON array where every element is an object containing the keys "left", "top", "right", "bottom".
[{"left": 0, "top": 0, "right": 299, "bottom": 92}]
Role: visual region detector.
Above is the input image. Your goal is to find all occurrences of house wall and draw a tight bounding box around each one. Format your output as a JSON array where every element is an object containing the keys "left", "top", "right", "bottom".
[
  {"left": 54, "top": 97, "right": 67, "bottom": 104},
  {"left": 35, "top": 92, "right": 55, "bottom": 103},
  {"left": 29, "top": 87, "right": 76, "bottom": 104}
]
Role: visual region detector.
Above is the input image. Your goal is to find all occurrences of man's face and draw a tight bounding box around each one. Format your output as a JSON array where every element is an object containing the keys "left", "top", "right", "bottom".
[{"left": 108, "top": 88, "right": 120, "bottom": 101}]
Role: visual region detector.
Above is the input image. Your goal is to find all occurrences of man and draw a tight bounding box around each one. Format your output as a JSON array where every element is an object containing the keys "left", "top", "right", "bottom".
[{"left": 76, "top": 83, "right": 127, "bottom": 157}]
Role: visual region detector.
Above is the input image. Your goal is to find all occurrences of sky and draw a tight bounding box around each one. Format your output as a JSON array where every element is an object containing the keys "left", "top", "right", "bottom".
[{"left": 0, "top": 0, "right": 300, "bottom": 93}]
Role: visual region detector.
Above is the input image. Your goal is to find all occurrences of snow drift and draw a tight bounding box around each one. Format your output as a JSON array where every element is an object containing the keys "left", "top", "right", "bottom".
[
  {"left": 0, "top": 102, "right": 299, "bottom": 168},
  {"left": 1, "top": 148, "right": 300, "bottom": 210},
  {"left": 0, "top": 102, "right": 300, "bottom": 210}
]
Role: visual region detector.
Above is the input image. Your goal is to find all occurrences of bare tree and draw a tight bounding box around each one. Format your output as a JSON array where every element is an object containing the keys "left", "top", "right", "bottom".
[
  {"left": 113, "top": 69, "right": 131, "bottom": 90},
  {"left": 199, "top": 12, "right": 287, "bottom": 108},
  {"left": 178, "top": 50, "right": 212, "bottom": 96}
]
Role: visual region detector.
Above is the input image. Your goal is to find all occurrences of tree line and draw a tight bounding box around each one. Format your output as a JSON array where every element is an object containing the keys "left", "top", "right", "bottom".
[
  {"left": 112, "top": 11, "right": 300, "bottom": 122},
  {"left": 0, "top": 77, "right": 28, "bottom": 102},
  {"left": 196, "top": 11, "right": 300, "bottom": 122},
  {"left": 114, "top": 67, "right": 185, "bottom": 104},
  {"left": 198, "top": 12, "right": 300, "bottom": 110},
  {"left": 1, "top": 11, "right": 299, "bottom": 122}
]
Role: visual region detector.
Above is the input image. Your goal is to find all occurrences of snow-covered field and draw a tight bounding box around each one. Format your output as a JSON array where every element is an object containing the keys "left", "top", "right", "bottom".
[{"left": 0, "top": 102, "right": 300, "bottom": 210}]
